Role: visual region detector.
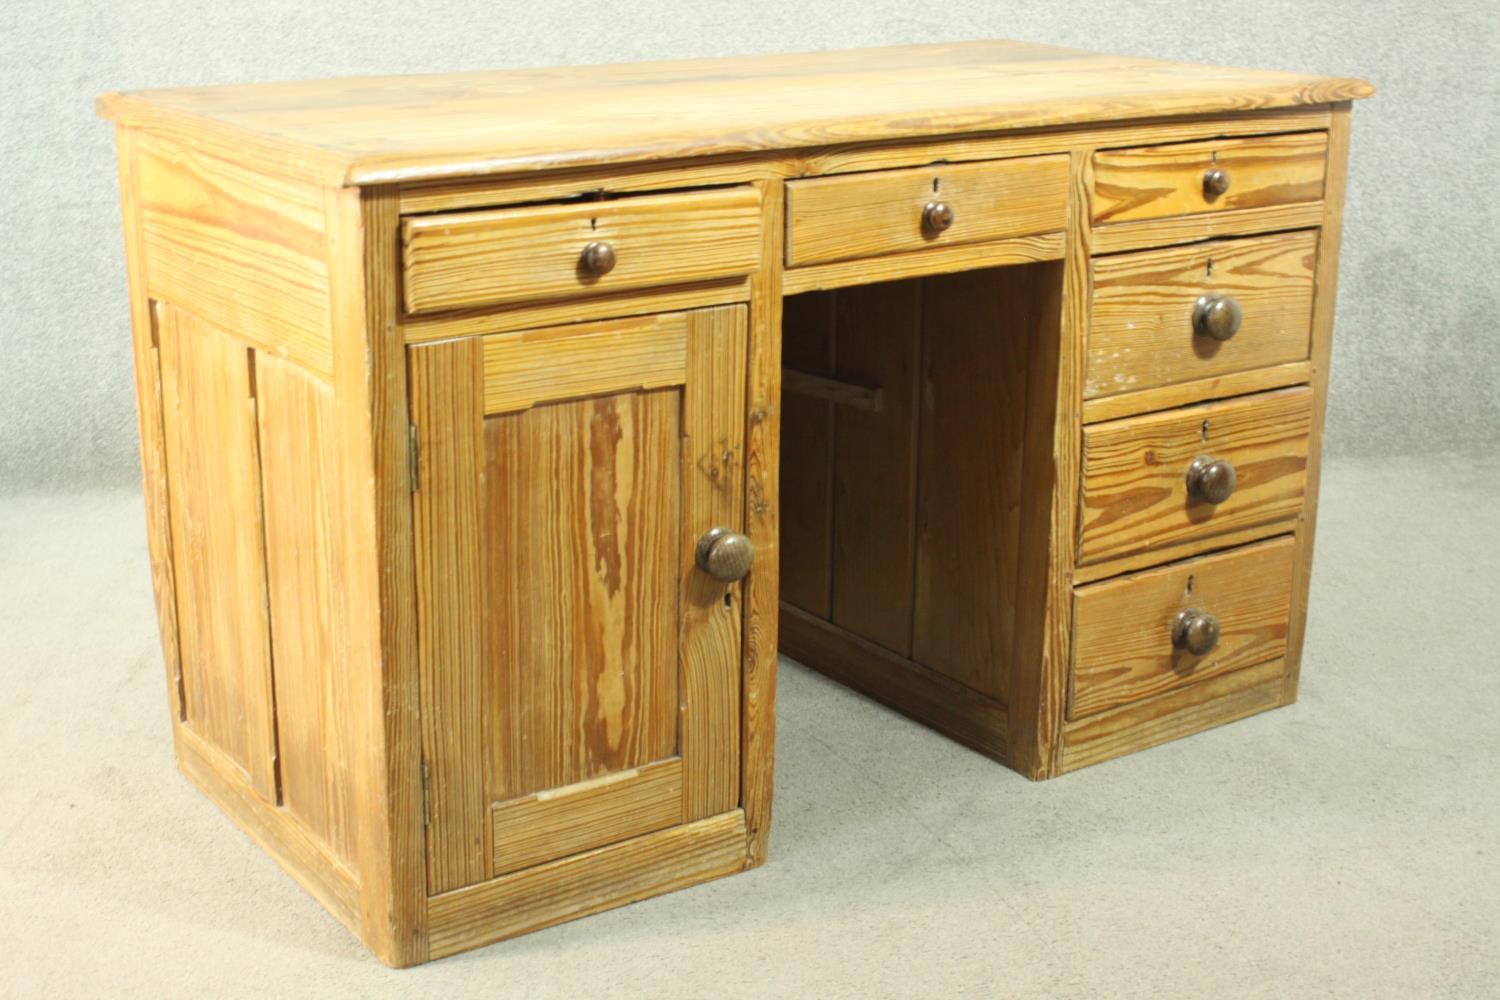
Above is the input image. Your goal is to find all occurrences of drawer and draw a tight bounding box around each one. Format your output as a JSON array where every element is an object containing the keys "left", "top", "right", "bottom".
[
  {"left": 1070, "top": 535, "right": 1295, "bottom": 719},
  {"left": 401, "top": 187, "right": 763, "bottom": 315},
  {"left": 785, "top": 154, "right": 1069, "bottom": 267},
  {"left": 1092, "top": 132, "right": 1327, "bottom": 225},
  {"left": 1079, "top": 387, "right": 1311, "bottom": 566},
  {"left": 1086, "top": 230, "right": 1317, "bottom": 399}
]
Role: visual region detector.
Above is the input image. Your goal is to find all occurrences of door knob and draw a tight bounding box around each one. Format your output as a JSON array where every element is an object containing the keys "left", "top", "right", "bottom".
[
  {"left": 1172, "top": 608, "right": 1221, "bottom": 656},
  {"left": 695, "top": 527, "right": 754, "bottom": 582},
  {"left": 579, "top": 240, "right": 617, "bottom": 277},
  {"left": 1193, "top": 294, "right": 1243, "bottom": 341},
  {"left": 1186, "top": 455, "right": 1237, "bottom": 504},
  {"left": 921, "top": 200, "right": 954, "bottom": 234}
]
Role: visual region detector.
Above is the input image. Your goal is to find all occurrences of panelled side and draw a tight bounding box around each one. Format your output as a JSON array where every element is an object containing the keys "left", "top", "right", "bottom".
[{"left": 118, "top": 127, "right": 374, "bottom": 943}]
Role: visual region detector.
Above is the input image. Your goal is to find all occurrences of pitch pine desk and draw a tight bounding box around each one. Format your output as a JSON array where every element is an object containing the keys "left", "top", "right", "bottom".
[{"left": 99, "top": 41, "right": 1372, "bottom": 965}]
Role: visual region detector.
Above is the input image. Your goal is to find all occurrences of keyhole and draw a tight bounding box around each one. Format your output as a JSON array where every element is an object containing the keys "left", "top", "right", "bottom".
[
  {"left": 1206, "top": 258, "right": 1215, "bottom": 279},
  {"left": 1185, "top": 574, "right": 1195, "bottom": 596},
  {"left": 1201, "top": 419, "right": 1210, "bottom": 442},
  {"left": 932, "top": 177, "right": 940, "bottom": 192}
]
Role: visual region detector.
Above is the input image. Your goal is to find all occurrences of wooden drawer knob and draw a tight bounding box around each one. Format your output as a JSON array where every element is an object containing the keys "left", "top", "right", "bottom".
[
  {"left": 1186, "top": 455, "right": 1237, "bottom": 504},
  {"left": 1193, "top": 294, "right": 1243, "bottom": 341},
  {"left": 1172, "top": 608, "right": 1221, "bottom": 656},
  {"left": 1203, "top": 167, "right": 1231, "bottom": 197},
  {"left": 696, "top": 527, "right": 754, "bottom": 582},
  {"left": 921, "top": 200, "right": 954, "bottom": 235},
  {"left": 579, "top": 240, "right": 617, "bottom": 277}
]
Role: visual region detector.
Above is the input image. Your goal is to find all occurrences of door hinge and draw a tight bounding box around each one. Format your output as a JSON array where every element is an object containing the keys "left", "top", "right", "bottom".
[
  {"left": 409, "top": 424, "right": 420, "bottom": 492},
  {"left": 420, "top": 759, "right": 431, "bottom": 827}
]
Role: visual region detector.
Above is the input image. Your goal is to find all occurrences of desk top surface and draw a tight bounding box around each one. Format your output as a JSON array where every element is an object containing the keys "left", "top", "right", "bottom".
[{"left": 99, "top": 39, "right": 1372, "bottom": 187}]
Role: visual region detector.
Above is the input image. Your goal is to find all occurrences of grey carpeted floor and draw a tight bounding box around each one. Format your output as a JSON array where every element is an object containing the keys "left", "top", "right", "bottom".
[{"left": 2, "top": 454, "right": 1496, "bottom": 998}]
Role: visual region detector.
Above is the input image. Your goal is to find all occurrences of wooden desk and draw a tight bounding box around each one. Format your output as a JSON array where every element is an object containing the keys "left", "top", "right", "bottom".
[{"left": 99, "top": 40, "right": 1372, "bottom": 965}]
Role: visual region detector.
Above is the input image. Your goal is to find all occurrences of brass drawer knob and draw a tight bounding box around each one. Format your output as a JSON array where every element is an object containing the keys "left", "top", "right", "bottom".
[
  {"left": 696, "top": 527, "right": 754, "bottom": 582},
  {"left": 1203, "top": 167, "right": 1231, "bottom": 198},
  {"left": 922, "top": 200, "right": 955, "bottom": 235},
  {"left": 1173, "top": 608, "right": 1221, "bottom": 656},
  {"left": 579, "top": 240, "right": 617, "bottom": 277},
  {"left": 1186, "top": 455, "right": 1237, "bottom": 504},
  {"left": 1193, "top": 294, "right": 1243, "bottom": 341}
]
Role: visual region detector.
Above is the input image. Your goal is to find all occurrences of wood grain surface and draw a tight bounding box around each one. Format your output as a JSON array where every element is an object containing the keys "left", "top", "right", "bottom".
[
  {"left": 1070, "top": 535, "right": 1295, "bottom": 718},
  {"left": 1079, "top": 387, "right": 1312, "bottom": 567},
  {"left": 1087, "top": 230, "right": 1317, "bottom": 400},
  {"left": 255, "top": 352, "right": 358, "bottom": 866},
  {"left": 157, "top": 304, "right": 279, "bottom": 801},
  {"left": 1092, "top": 131, "right": 1328, "bottom": 224},
  {"left": 402, "top": 187, "right": 762, "bottom": 314},
  {"left": 490, "top": 758, "right": 684, "bottom": 877},
  {"left": 99, "top": 41, "right": 1371, "bottom": 186},
  {"left": 785, "top": 154, "right": 1067, "bottom": 266}
]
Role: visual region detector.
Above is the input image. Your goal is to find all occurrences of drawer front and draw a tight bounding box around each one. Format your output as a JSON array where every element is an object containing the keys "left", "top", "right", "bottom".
[
  {"left": 1070, "top": 535, "right": 1295, "bottom": 719},
  {"left": 1079, "top": 387, "right": 1311, "bottom": 566},
  {"left": 785, "top": 154, "right": 1069, "bottom": 267},
  {"left": 401, "top": 187, "right": 763, "bottom": 315},
  {"left": 1087, "top": 230, "right": 1317, "bottom": 399},
  {"left": 1092, "top": 132, "right": 1327, "bottom": 225}
]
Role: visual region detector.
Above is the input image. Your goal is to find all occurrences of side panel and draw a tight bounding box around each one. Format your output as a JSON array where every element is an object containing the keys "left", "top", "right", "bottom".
[
  {"left": 256, "top": 353, "right": 360, "bottom": 866},
  {"left": 157, "top": 304, "right": 279, "bottom": 800}
]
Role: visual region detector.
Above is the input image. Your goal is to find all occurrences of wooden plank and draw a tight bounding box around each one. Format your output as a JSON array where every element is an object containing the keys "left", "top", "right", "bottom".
[
  {"left": 1007, "top": 151, "right": 1088, "bottom": 779},
  {"left": 680, "top": 306, "right": 748, "bottom": 821},
  {"left": 403, "top": 278, "right": 749, "bottom": 344},
  {"left": 402, "top": 187, "right": 762, "bottom": 314},
  {"left": 1284, "top": 104, "right": 1355, "bottom": 703},
  {"left": 98, "top": 41, "right": 1371, "bottom": 187},
  {"left": 781, "top": 232, "right": 1063, "bottom": 295},
  {"left": 135, "top": 132, "right": 333, "bottom": 375},
  {"left": 829, "top": 279, "right": 923, "bottom": 656},
  {"left": 777, "top": 292, "right": 836, "bottom": 619},
  {"left": 156, "top": 304, "right": 279, "bottom": 801},
  {"left": 1087, "top": 230, "right": 1317, "bottom": 400},
  {"left": 325, "top": 185, "right": 427, "bottom": 967},
  {"left": 1092, "top": 131, "right": 1328, "bottom": 224},
  {"left": 786, "top": 154, "right": 1068, "bottom": 266},
  {"left": 780, "top": 604, "right": 1009, "bottom": 763},
  {"left": 742, "top": 177, "right": 784, "bottom": 868},
  {"left": 492, "top": 759, "right": 684, "bottom": 877},
  {"left": 427, "top": 811, "right": 747, "bottom": 960},
  {"left": 484, "top": 392, "right": 680, "bottom": 801},
  {"left": 1081, "top": 361, "right": 1312, "bottom": 424},
  {"left": 910, "top": 267, "right": 1032, "bottom": 702},
  {"left": 408, "top": 338, "right": 490, "bottom": 894},
  {"left": 1070, "top": 536, "right": 1295, "bottom": 719},
  {"left": 1079, "top": 386, "right": 1312, "bottom": 567},
  {"left": 114, "top": 129, "right": 184, "bottom": 722},
  {"left": 254, "top": 352, "right": 358, "bottom": 866},
  {"left": 1091, "top": 200, "right": 1325, "bottom": 255},
  {"left": 1061, "top": 657, "right": 1286, "bottom": 772},
  {"left": 176, "top": 725, "right": 361, "bottom": 936},
  {"left": 781, "top": 368, "right": 883, "bottom": 413},
  {"left": 479, "top": 312, "right": 689, "bottom": 414}
]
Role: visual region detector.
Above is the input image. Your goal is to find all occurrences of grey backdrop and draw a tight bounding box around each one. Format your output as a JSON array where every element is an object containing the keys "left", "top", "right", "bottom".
[{"left": 3, "top": 0, "right": 1496, "bottom": 492}]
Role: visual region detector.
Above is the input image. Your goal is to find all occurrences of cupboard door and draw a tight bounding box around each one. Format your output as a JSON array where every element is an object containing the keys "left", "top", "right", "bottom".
[{"left": 410, "top": 306, "right": 747, "bottom": 893}]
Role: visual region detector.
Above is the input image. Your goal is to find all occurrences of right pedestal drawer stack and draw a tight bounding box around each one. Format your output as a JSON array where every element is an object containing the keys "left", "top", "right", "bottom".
[{"left": 1065, "top": 127, "right": 1337, "bottom": 771}]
